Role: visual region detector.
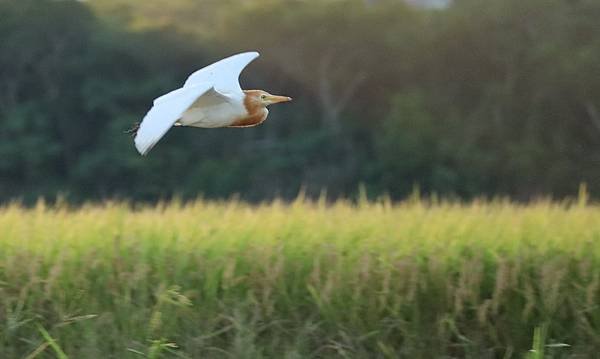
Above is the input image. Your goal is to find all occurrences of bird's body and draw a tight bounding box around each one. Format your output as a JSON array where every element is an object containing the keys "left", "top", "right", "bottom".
[
  {"left": 133, "top": 52, "right": 291, "bottom": 155},
  {"left": 178, "top": 89, "right": 247, "bottom": 128}
]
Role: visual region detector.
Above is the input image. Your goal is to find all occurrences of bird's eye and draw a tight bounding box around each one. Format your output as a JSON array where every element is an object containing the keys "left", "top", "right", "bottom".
[{"left": 261, "top": 95, "right": 267, "bottom": 100}]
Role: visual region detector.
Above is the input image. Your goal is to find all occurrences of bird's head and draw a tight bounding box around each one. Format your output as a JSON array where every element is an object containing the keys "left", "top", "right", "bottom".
[{"left": 244, "top": 90, "right": 292, "bottom": 108}]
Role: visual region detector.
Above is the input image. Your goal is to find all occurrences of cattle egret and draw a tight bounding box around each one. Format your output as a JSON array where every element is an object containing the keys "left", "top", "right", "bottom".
[{"left": 132, "top": 51, "right": 291, "bottom": 155}]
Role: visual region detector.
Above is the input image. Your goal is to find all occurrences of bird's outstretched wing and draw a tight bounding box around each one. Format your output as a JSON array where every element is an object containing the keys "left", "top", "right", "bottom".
[
  {"left": 183, "top": 51, "right": 259, "bottom": 95},
  {"left": 134, "top": 83, "right": 212, "bottom": 155}
]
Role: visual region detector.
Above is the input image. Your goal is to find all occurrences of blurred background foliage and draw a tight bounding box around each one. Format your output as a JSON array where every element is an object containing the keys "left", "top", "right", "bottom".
[{"left": 1, "top": 0, "right": 599, "bottom": 202}]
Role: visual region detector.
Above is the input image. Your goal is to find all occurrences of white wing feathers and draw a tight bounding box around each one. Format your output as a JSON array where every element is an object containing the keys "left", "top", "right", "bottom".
[
  {"left": 183, "top": 51, "right": 259, "bottom": 94},
  {"left": 134, "top": 83, "right": 211, "bottom": 156},
  {"left": 134, "top": 51, "right": 260, "bottom": 155}
]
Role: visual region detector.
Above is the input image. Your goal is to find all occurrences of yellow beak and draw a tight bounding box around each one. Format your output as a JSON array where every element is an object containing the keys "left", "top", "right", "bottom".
[{"left": 267, "top": 95, "right": 292, "bottom": 104}]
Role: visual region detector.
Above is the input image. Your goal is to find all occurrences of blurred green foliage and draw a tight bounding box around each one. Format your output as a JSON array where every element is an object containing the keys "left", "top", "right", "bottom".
[
  {"left": 1, "top": 199, "right": 599, "bottom": 357},
  {"left": 1, "top": 0, "right": 599, "bottom": 202}
]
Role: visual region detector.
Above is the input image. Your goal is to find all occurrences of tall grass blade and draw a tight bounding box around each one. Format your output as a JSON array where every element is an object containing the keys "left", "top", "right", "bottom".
[{"left": 36, "top": 324, "right": 68, "bottom": 359}]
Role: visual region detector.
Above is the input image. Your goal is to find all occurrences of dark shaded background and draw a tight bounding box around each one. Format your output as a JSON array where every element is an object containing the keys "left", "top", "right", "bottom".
[{"left": 1, "top": 0, "right": 599, "bottom": 203}]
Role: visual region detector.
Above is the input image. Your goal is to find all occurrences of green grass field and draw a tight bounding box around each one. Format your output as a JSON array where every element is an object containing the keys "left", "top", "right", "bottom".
[{"left": 1, "top": 196, "right": 599, "bottom": 358}]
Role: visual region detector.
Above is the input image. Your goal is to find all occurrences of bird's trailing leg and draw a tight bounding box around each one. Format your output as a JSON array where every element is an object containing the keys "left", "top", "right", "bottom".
[{"left": 124, "top": 122, "right": 140, "bottom": 137}]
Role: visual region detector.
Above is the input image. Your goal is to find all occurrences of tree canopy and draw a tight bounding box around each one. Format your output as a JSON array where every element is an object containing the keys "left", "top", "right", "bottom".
[{"left": 1, "top": 0, "right": 599, "bottom": 202}]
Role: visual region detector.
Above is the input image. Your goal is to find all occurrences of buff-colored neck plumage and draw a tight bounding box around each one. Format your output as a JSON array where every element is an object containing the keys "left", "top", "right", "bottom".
[{"left": 228, "top": 90, "right": 269, "bottom": 128}]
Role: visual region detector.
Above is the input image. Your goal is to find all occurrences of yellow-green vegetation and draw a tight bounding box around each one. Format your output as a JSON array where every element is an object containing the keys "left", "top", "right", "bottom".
[{"left": 1, "top": 197, "right": 599, "bottom": 358}]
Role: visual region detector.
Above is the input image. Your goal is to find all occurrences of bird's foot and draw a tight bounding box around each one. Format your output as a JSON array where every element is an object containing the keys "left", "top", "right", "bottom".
[{"left": 124, "top": 122, "right": 140, "bottom": 137}]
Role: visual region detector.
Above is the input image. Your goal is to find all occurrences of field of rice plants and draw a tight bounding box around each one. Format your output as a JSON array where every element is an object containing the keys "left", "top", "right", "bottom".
[{"left": 0, "top": 196, "right": 599, "bottom": 358}]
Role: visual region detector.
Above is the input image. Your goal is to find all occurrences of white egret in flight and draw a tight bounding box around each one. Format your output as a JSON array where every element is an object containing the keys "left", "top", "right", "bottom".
[{"left": 131, "top": 52, "right": 291, "bottom": 155}]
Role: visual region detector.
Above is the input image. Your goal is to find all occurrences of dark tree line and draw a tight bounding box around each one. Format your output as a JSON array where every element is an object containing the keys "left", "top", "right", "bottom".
[{"left": 1, "top": 0, "right": 599, "bottom": 202}]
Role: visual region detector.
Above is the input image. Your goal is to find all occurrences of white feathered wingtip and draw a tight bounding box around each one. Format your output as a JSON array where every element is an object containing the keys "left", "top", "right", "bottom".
[
  {"left": 133, "top": 84, "right": 213, "bottom": 156},
  {"left": 134, "top": 134, "right": 153, "bottom": 156},
  {"left": 183, "top": 51, "right": 260, "bottom": 89}
]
